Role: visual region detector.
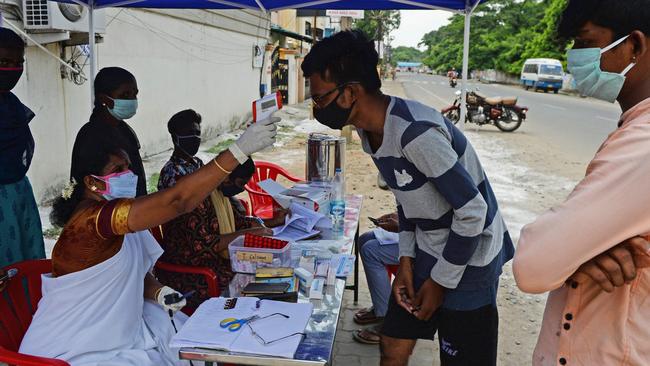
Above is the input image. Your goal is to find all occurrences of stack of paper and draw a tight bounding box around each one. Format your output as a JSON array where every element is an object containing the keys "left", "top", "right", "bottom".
[
  {"left": 272, "top": 203, "right": 331, "bottom": 241},
  {"left": 171, "top": 297, "right": 313, "bottom": 359}
]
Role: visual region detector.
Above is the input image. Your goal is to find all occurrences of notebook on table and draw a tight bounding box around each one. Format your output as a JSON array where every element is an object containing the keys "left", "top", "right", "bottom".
[{"left": 170, "top": 297, "right": 313, "bottom": 359}]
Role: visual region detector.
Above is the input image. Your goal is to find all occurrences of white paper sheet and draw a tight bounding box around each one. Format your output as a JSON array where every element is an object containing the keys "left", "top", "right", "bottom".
[
  {"left": 170, "top": 297, "right": 258, "bottom": 350},
  {"left": 373, "top": 228, "right": 399, "bottom": 246},
  {"left": 229, "top": 301, "right": 313, "bottom": 358},
  {"left": 257, "top": 179, "right": 292, "bottom": 208},
  {"left": 272, "top": 203, "right": 330, "bottom": 241},
  {"left": 170, "top": 297, "right": 313, "bottom": 359}
]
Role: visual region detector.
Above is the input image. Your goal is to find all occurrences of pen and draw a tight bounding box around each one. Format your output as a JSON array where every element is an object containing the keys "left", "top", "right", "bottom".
[{"left": 0, "top": 268, "right": 18, "bottom": 283}]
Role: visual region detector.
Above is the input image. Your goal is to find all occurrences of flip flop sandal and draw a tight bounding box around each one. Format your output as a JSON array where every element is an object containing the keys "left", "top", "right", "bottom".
[
  {"left": 354, "top": 307, "right": 383, "bottom": 325},
  {"left": 353, "top": 328, "right": 382, "bottom": 345}
]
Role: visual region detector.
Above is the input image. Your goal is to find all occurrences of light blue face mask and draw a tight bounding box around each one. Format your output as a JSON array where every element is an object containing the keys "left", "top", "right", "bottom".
[
  {"left": 92, "top": 170, "right": 138, "bottom": 200},
  {"left": 107, "top": 97, "right": 138, "bottom": 120},
  {"left": 567, "top": 35, "right": 636, "bottom": 103}
]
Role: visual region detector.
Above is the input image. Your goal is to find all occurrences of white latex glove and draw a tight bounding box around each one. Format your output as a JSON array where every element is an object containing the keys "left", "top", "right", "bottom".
[
  {"left": 229, "top": 117, "right": 279, "bottom": 164},
  {"left": 156, "top": 286, "right": 186, "bottom": 313}
]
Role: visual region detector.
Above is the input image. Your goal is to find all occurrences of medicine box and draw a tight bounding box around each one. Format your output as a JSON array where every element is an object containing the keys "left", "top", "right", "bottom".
[
  {"left": 229, "top": 235, "right": 292, "bottom": 274},
  {"left": 309, "top": 278, "right": 325, "bottom": 300}
]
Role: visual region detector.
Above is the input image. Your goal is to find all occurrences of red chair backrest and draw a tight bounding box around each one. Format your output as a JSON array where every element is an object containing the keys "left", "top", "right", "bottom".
[
  {"left": 386, "top": 265, "right": 399, "bottom": 280},
  {"left": 244, "top": 161, "right": 302, "bottom": 218},
  {"left": 0, "top": 260, "right": 52, "bottom": 351}
]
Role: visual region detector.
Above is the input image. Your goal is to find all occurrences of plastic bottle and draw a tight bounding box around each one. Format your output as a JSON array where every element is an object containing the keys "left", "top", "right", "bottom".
[{"left": 330, "top": 168, "right": 346, "bottom": 237}]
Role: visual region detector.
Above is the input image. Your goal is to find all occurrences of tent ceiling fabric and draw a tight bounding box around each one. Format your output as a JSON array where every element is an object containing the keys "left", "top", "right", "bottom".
[{"left": 60, "top": 0, "right": 484, "bottom": 11}]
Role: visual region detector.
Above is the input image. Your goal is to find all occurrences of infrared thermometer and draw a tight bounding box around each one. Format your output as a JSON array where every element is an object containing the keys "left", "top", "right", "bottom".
[{"left": 252, "top": 91, "right": 283, "bottom": 122}]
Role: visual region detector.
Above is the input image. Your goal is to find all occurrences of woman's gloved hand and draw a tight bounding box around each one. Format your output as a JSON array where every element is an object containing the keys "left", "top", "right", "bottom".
[
  {"left": 229, "top": 117, "right": 279, "bottom": 164},
  {"left": 156, "top": 286, "right": 186, "bottom": 313}
]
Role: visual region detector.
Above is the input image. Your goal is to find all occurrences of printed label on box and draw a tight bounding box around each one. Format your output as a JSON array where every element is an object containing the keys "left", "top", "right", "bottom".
[{"left": 237, "top": 251, "right": 273, "bottom": 263}]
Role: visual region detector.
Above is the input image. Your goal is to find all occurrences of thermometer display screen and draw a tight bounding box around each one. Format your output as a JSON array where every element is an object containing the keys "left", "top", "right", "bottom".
[{"left": 261, "top": 99, "right": 276, "bottom": 109}]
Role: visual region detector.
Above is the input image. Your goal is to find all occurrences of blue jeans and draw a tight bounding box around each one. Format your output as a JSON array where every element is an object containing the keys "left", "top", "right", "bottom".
[{"left": 359, "top": 231, "right": 399, "bottom": 317}]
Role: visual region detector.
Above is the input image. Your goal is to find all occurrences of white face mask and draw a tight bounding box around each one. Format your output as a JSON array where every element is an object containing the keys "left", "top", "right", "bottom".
[{"left": 567, "top": 35, "right": 636, "bottom": 103}]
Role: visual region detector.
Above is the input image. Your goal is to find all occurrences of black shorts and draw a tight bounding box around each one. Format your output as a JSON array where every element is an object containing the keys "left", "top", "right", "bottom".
[{"left": 381, "top": 296, "right": 499, "bottom": 366}]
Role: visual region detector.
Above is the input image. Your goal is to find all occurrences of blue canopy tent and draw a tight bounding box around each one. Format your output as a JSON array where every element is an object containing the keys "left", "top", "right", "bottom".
[{"left": 53, "top": 0, "right": 486, "bottom": 124}]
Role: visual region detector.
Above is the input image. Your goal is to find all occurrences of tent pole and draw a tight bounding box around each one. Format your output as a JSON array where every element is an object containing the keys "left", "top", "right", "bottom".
[
  {"left": 88, "top": 1, "right": 96, "bottom": 106},
  {"left": 459, "top": 2, "right": 472, "bottom": 131}
]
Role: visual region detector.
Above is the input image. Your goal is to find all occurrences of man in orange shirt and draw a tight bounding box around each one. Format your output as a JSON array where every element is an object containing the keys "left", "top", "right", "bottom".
[{"left": 514, "top": 1, "right": 650, "bottom": 365}]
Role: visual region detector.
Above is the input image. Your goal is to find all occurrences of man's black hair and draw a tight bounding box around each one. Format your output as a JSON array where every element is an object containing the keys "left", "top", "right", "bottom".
[
  {"left": 94, "top": 67, "right": 135, "bottom": 101},
  {"left": 168, "top": 109, "right": 202, "bottom": 135},
  {"left": 301, "top": 30, "right": 381, "bottom": 93},
  {"left": 558, "top": 0, "right": 650, "bottom": 40},
  {"left": 0, "top": 27, "right": 25, "bottom": 49}
]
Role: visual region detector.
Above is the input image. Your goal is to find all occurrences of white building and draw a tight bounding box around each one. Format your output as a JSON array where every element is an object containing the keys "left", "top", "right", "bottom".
[{"left": 2, "top": 2, "right": 270, "bottom": 202}]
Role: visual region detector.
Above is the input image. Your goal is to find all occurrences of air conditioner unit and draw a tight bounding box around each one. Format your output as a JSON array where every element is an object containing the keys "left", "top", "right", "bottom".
[{"left": 22, "top": 0, "right": 106, "bottom": 34}]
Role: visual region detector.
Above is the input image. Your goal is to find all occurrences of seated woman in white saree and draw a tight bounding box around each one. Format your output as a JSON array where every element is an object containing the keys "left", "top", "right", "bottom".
[{"left": 18, "top": 116, "right": 277, "bottom": 365}]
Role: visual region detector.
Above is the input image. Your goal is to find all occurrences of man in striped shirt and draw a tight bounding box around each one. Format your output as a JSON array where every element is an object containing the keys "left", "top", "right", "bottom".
[{"left": 302, "top": 30, "right": 514, "bottom": 366}]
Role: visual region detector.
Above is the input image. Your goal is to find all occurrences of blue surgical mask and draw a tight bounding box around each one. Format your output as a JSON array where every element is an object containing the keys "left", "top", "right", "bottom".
[
  {"left": 92, "top": 170, "right": 138, "bottom": 200},
  {"left": 567, "top": 35, "right": 636, "bottom": 103},
  {"left": 107, "top": 97, "right": 138, "bottom": 120}
]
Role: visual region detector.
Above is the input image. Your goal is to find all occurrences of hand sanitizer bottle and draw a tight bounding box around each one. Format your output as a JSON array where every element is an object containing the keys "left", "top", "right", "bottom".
[{"left": 330, "top": 168, "right": 346, "bottom": 237}]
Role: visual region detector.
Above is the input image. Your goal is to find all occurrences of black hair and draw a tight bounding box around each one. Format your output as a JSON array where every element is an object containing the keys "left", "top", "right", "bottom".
[
  {"left": 51, "top": 140, "right": 125, "bottom": 228},
  {"left": 93, "top": 67, "right": 136, "bottom": 106},
  {"left": 301, "top": 30, "right": 381, "bottom": 93},
  {"left": 558, "top": 0, "right": 650, "bottom": 40},
  {"left": 168, "top": 109, "right": 202, "bottom": 135},
  {"left": 0, "top": 27, "right": 25, "bottom": 49},
  {"left": 231, "top": 158, "right": 255, "bottom": 181}
]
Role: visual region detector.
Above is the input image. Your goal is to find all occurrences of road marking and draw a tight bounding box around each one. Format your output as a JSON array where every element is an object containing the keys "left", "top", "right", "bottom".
[
  {"left": 414, "top": 84, "right": 450, "bottom": 105},
  {"left": 541, "top": 103, "right": 566, "bottom": 111},
  {"left": 596, "top": 116, "right": 617, "bottom": 122}
]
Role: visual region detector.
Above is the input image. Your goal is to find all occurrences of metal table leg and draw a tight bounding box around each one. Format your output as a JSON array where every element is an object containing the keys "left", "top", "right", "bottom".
[
  {"left": 345, "top": 227, "right": 360, "bottom": 304},
  {"left": 353, "top": 227, "right": 359, "bottom": 303}
]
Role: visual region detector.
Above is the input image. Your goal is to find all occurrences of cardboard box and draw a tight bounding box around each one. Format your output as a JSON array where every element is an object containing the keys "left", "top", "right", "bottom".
[{"left": 258, "top": 180, "right": 331, "bottom": 215}]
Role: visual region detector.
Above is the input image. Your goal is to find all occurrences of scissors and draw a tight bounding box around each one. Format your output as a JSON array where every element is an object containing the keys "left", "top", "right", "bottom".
[{"left": 220, "top": 315, "right": 259, "bottom": 332}]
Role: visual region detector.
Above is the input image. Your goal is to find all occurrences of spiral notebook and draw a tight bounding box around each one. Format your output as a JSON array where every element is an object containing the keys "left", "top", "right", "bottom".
[{"left": 170, "top": 297, "right": 313, "bottom": 359}]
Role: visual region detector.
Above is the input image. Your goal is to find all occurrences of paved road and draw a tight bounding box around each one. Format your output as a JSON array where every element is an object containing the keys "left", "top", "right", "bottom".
[{"left": 397, "top": 73, "right": 622, "bottom": 165}]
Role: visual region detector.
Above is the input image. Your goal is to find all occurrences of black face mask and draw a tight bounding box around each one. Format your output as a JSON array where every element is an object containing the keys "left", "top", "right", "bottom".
[
  {"left": 313, "top": 92, "right": 354, "bottom": 130},
  {"left": 174, "top": 134, "right": 201, "bottom": 156},
  {"left": 0, "top": 67, "right": 23, "bottom": 92}
]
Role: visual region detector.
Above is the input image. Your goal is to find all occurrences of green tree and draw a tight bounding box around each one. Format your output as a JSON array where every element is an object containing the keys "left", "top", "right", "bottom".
[
  {"left": 519, "top": 0, "right": 570, "bottom": 71},
  {"left": 390, "top": 46, "right": 424, "bottom": 66},
  {"left": 419, "top": 0, "right": 570, "bottom": 75},
  {"left": 354, "top": 10, "right": 401, "bottom": 43}
]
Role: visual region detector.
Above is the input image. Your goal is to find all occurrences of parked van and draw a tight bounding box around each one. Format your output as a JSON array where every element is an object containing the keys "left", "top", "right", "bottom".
[{"left": 521, "top": 58, "right": 564, "bottom": 94}]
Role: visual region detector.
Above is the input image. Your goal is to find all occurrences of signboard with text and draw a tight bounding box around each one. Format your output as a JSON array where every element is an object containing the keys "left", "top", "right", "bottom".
[{"left": 326, "top": 10, "right": 365, "bottom": 19}]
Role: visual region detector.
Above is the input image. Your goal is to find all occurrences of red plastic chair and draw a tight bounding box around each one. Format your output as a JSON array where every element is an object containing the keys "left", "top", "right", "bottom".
[
  {"left": 386, "top": 265, "right": 399, "bottom": 280},
  {"left": 244, "top": 161, "right": 302, "bottom": 219},
  {"left": 0, "top": 259, "right": 70, "bottom": 366},
  {"left": 149, "top": 226, "right": 221, "bottom": 315},
  {"left": 153, "top": 261, "right": 220, "bottom": 316}
]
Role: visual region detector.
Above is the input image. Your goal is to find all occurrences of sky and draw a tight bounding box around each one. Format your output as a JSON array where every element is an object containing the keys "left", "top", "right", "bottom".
[{"left": 391, "top": 10, "right": 453, "bottom": 50}]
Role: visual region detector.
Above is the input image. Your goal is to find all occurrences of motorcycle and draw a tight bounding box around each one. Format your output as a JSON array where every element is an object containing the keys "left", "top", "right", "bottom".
[
  {"left": 442, "top": 89, "right": 528, "bottom": 132},
  {"left": 449, "top": 78, "right": 457, "bottom": 88}
]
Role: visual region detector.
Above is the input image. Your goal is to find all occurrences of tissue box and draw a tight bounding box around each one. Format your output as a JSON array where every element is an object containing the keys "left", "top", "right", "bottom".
[{"left": 229, "top": 235, "right": 292, "bottom": 274}]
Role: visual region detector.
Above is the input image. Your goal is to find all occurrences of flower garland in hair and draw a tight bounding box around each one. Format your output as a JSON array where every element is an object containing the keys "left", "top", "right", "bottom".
[{"left": 61, "top": 178, "right": 77, "bottom": 200}]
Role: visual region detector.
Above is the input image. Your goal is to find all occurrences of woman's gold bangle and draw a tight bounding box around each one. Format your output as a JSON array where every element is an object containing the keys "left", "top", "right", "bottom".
[
  {"left": 213, "top": 158, "right": 232, "bottom": 174},
  {"left": 154, "top": 286, "right": 163, "bottom": 301}
]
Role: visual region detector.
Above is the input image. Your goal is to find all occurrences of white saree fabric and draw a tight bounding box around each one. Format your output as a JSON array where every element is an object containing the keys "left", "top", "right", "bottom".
[{"left": 19, "top": 230, "right": 189, "bottom": 366}]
